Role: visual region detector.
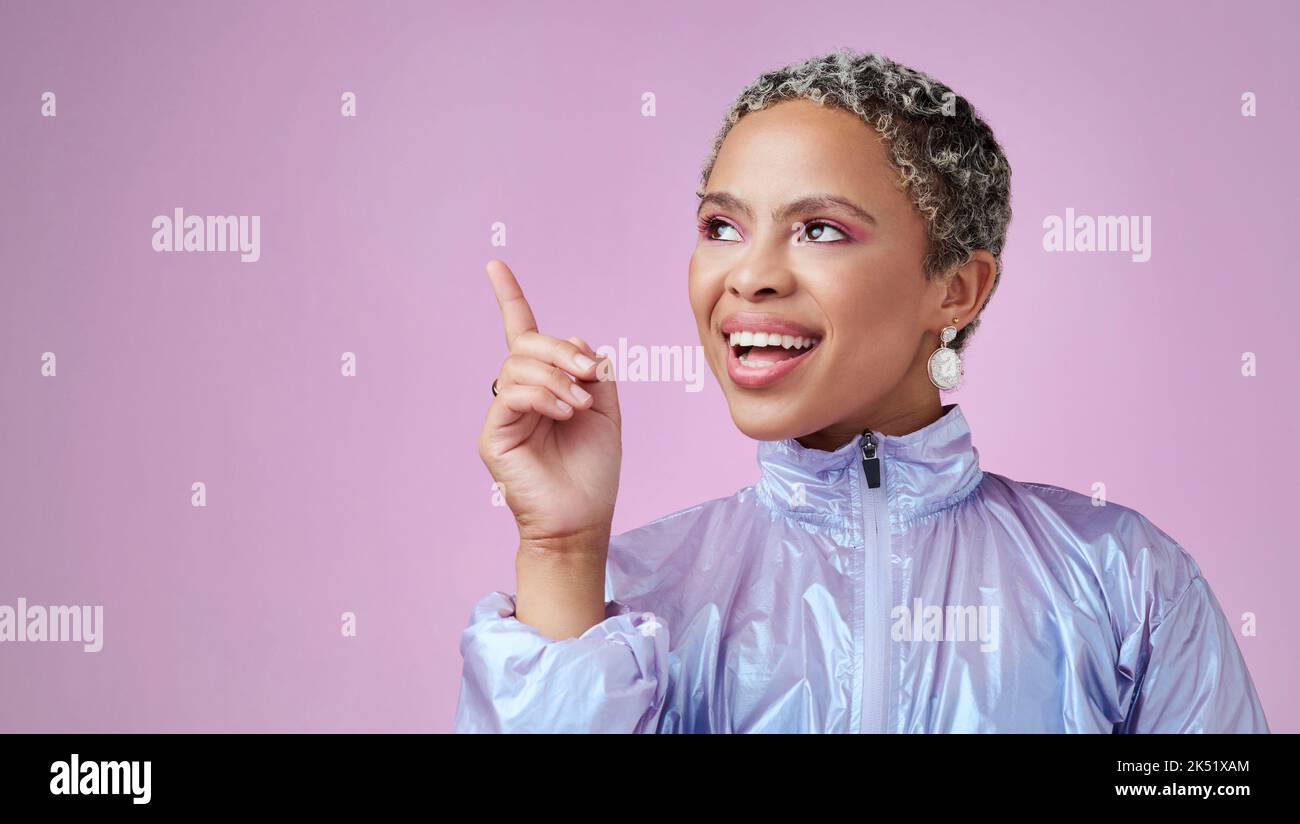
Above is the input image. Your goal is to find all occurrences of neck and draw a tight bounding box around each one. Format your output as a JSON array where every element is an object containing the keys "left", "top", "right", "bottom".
[
  {"left": 754, "top": 402, "right": 984, "bottom": 535},
  {"left": 795, "top": 393, "right": 945, "bottom": 452}
]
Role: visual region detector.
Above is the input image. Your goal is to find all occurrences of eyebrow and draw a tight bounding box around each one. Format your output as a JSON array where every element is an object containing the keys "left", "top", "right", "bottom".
[{"left": 695, "top": 189, "right": 877, "bottom": 226}]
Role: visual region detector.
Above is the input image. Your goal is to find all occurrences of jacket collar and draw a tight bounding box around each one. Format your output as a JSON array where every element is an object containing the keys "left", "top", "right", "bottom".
[{"left": 753, "top": 403, "right": 984, "bottom": 534}]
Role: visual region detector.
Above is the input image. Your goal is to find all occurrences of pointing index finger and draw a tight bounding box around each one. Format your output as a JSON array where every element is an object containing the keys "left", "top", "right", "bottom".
[{"left": 486, "top": 259, "right": 538, "bottom": 348}]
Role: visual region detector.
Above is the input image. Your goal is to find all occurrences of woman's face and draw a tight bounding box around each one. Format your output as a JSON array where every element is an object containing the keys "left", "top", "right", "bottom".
[{"left": 689, "top": 98, "right": 968, "bottom": 447}]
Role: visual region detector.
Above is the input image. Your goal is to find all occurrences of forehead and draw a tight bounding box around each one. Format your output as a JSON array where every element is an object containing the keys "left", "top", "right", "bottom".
[{"left": 709, "top": 99, "right": 904, "bottom": 201}]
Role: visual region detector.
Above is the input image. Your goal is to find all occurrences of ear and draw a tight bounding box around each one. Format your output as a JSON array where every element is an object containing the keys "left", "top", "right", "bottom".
[{"left": 933, "top": 250, "right": 998, "bottom": 331}]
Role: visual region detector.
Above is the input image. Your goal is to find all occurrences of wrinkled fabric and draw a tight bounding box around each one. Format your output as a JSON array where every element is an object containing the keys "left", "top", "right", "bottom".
[{"left": 453, "top": 403, "right": 1269, "bottom": 733}]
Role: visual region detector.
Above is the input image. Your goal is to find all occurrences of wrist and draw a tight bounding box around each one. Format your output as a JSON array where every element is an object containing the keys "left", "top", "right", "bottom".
[{"left": 517, "top": 525, "right": 611, "bottom": 564}]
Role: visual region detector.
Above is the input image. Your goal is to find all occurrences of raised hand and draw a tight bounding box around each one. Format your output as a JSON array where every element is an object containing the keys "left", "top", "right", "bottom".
[{"left": 478, "top": 259, "right": 622, "bottom": 551}]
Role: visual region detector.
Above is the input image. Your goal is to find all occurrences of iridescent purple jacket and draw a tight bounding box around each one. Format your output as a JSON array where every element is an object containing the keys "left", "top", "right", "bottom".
[{"left": 454, "top": 403, "right": 1269, "bottom": 733}]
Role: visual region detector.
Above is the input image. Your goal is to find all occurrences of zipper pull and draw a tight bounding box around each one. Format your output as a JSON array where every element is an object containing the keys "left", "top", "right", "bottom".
[{"left": 860, "top": 430, "right": 881, "bottom": 489}]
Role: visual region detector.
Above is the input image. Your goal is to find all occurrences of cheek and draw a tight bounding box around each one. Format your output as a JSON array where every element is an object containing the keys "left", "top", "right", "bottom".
[
  {"left": 687, "top": 254, "right": 722, "bottom": 321},
  {"left": 821, "top": 268, "right": 918, "bottom": 368}
]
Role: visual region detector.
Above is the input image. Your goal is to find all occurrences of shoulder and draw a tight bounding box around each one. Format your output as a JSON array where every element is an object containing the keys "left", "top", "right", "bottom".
[{"left": 979, "top": 472, "right": 1203, "bottom": 626}]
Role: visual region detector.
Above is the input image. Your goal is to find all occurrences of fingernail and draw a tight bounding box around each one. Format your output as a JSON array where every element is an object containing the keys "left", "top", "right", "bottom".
[
  {"left": 574, "top": 354, "right": 595, "bottom": 371},
  {"left": 570, "top": 383, "right": 592, "bottom": 404},
  {"left": 556, "top": 398, "right": 572, "bottom": 413}
]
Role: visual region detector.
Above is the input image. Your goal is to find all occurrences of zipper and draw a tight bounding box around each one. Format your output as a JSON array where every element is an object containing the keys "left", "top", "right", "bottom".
[
  {"left": 860, "top": 431, "right": 881, "bottom": 490},
  {"left": 859, "top": 430, "right": 889, "bottom": 733}
]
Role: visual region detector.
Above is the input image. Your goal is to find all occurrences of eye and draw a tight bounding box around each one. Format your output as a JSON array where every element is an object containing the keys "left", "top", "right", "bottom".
[
  {"left": 794, "top": 220, "right": 848, "bottom": 243},
  {"left": 698, "top": 216, "right": 741, "bottom": 242}
]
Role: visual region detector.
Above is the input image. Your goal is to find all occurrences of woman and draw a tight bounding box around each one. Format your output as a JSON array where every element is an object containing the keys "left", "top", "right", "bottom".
[{"left": 454, "top": 48, "right": 1269, "bottom": 733}]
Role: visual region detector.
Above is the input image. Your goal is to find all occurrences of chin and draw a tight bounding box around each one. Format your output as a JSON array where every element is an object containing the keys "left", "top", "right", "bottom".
[{"left": 725, "top": 405, "right": 809, "bottom": 442}]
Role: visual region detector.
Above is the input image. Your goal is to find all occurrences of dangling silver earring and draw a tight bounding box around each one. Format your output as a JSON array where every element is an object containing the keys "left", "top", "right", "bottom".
[{"left": 928, "top": 319, "right": 963, "bottom": 390}]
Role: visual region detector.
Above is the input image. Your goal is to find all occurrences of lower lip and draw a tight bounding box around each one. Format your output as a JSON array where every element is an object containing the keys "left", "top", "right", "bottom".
[{"left": 725, "top": 338, "right": 820, "bottom": 388}]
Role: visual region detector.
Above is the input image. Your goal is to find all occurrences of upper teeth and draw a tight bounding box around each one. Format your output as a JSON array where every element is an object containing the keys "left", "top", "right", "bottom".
[{"left": 728, "top": 330, "right": 819, "bottom": 349}]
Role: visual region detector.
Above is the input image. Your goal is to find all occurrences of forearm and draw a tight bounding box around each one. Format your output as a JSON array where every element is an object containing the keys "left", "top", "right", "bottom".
[{"left": 514, "top": 529, "right": 610, "bottom": 640}]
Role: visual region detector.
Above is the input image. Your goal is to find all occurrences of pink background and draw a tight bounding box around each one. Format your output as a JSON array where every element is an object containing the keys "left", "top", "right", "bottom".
[{"left": 1, "top": 0, "right": 1295, "bottom": 732}]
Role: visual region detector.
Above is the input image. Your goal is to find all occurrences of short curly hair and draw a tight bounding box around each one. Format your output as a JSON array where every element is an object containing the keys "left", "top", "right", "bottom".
[{"left": 698, "top": 47, "right": 1013, "bottom": 356}]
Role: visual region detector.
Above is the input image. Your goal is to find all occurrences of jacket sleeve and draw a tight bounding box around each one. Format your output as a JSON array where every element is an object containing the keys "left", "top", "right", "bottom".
[
  {"left": 1121, "top": 575, "right": 1269, "bottom": 733},
  {"left": 452, "top": 589, "right": 670, "bottom": 733}
]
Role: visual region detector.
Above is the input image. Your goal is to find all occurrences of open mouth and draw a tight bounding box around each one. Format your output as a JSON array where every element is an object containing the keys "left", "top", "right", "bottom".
[{"left": 727, "top": 330, "right": 822, "bottom": 367}]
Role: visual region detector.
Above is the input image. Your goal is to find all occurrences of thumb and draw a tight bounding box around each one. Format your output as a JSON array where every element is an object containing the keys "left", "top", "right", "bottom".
[
  {"left": 569, "top": 335, "right": 597, "bottom": 357},
  {"left": 568, "top": 337, "right": 620, "bottom": 424}
]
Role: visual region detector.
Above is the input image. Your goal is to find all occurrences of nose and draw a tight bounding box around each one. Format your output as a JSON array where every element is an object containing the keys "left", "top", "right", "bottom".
[{"left": 723, "top": 244, "right": 798, "bottom": 301}]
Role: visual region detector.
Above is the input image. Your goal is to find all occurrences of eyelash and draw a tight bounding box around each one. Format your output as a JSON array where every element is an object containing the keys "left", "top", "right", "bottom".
[
  {"left": 696, "top": 215, "right": 850, "bottom": 244},
  {"left": 696, "top": 215, "right": 732, "bottom": 240}
]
